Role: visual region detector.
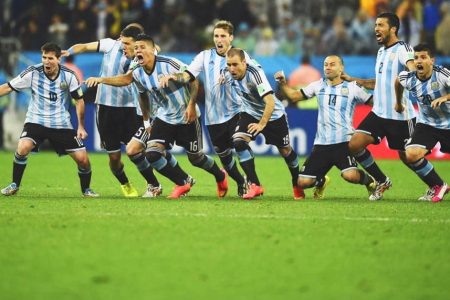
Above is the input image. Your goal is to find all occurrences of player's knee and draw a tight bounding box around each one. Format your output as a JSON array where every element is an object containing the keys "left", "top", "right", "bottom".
[
  {"left": 187, "top": 151, "right": 205, "bottom": 166},
  {"left": 108, "top": 151, "right": 122, "bottom": 163},
  {"left": 405, "top": 148, "right": 423, "bottom": 164},
  {"left": 146, "top": 148, "right": 163, "bottom": 163},
  {"left": 348, "top": 134, "right": 367, "bottom": 154},
  {"left": 233, "top": 138, "right": 249, "bottom": 152},
  {"left": 76, "top": 153, "right": 90, "bottom": 169},
  {"left": 16, "top": 141, "right": 34, "bottom": 156},
  {"left": 298, "top": 177, "right": 315, "bottom": 189},
  {"left": 341, "top": 169, "right": 359, "bottom": 183},
  {"left": 278, "top": 145, "right": 292, "bottom": 157},
  {"left": 126, "top": 140, "right": 143, "bottom": 157}
]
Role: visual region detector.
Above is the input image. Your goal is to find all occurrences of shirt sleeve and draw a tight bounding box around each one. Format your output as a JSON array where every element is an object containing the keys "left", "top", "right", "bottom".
[
  {"left": 301, "top": 79, "right": 322, "bottom": 99},
  {"left": 132, "top": 69, "right": 146, "bottom": 93},
  {"left": 167, "top": 57, "right": 188, "bottom": 74},
  {"left": 398, "top": 43, "right": 414, "bottom": 66},
  {"left": 247, "top": 64, "right": 273, "bottom": 98},
  {"left": 8, "top": 67, "right": 34, "bottom": 91},
  {"left": 67, "top": 71, "right": 84, "bottom": 99},
  {"left": 98, "top": 38, "right": 116, "bottom": 53},
  {"left": 438, "top": 67, "right": 450, "bottom": 88},
  {"left": 128, "top": 57, "right": 140, "bottom": 72},
  {"left": 353, "top": 82, "right": 372, "bottom": 104},
  {"left": 398, "top": 70, "right": 410, "bottom": 88},
  {"left": 186, "top": 51, "right": 205, "bottom": 78}
]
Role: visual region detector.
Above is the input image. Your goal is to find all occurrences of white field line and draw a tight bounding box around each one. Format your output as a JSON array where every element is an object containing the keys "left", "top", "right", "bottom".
[{"left": 1, "top": 210, "right": 449, "bottom": 223}]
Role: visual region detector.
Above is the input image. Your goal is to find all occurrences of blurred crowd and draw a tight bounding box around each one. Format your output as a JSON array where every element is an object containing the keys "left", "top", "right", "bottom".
[{"left": 1, "top": 0, "right": 450, "bottom": 56}]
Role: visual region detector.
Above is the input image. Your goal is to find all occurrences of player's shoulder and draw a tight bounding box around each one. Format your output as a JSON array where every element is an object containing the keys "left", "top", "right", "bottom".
[
  {"left": 433, "top": 65, "right": 450, "bottom": 77},
  {"left": 156, "top": 55, "right": 183, "bottom": 67},
  {"left": 60, "top": 65, "right": 77, "bottom": 77},
  {"left": 20, "top": 64, "right": 42, "bottom": 77},
  {"left": 397, "top": 41, "right": 413, "bottom": 52}
]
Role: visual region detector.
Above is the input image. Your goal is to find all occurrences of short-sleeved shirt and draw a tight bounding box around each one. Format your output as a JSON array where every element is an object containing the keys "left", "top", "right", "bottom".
[
  {"left": 225, "top": 63, "right": 285, "bottom": 121},
  {"left": 302, "top": 79, "right": 372, "bottom": 145},
  {"left": 399, "top": 66, "right": 450, "bottom": 130},
  {"left": 8, "top": 64, "right": 83, "bottom": 129},
  {"left": 373, "top": 41, "right": 416, "bottom": 120},
  {"left": 96, "top": 38, "right": 137, "bottom": 108},
  {"left": 186, "top": 48, "right": 255, "bottom": 125},
  {"left": 132, "top": 55, "right": 200, "bottom": 125}
]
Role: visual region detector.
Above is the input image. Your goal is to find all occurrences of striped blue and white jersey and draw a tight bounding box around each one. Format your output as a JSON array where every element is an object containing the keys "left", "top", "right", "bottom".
[
  {"left": 186, "top": 48, "right": 255, "bottom": 125},
  {"left": 8, "top": 64, "right": 83, "bottom": 129},
  {"left": 224, "top": 63, "right": 285, "bottom": 121},
  {"left": 373, "top": 41, "right": 416, "bottom": 120},
  {"left": 96, "top": 38, "right": 137, "bottom": 108},
  {"left": 132, "top": 55, "right": 200, "bottom": 125},
  {"left": 399, "top": 66, "right": 450, "bottom": 130},
  {"left": 302, "top": 79, "right": 372, "bottom": 145}
]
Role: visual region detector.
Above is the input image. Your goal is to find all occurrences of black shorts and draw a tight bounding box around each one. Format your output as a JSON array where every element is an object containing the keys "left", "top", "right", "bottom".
[
  {"left": 235, "top": 112, "right": 290, "bottom": 148},
  {"left": 148, "top": 117, "right": 203, "bottom": 153},
  {"left": 207, "top": 113, "right": 240, "bottom": 152},
  {"left": 131, "top": 116, "right": 153, "bottom": 147},
  {"left": 300, "top": 142, "right": 358, "bottom": 179},
  {"left": 356, "top": 111, "right": 415, "bottom": 150},
  {"left": 20, "top": 123, "right": 85, "bottom": 156},
  {"left": 96, "top": 104, "right": 140, "bottom": 152},
  {"left": 406, "top": 123, "right": 450, "bottom": 154}
]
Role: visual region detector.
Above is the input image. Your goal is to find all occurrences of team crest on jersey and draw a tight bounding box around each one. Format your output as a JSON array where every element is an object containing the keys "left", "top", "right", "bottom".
[
  {"left": 431, "top": 82, "right": 439, "bottom": 91},
  {"left": 389, "top": 53, "right": 396, "bottom": 61},
  {"left": 341, "top": 87, "right": 349, "bottom": 96},
  {"left": 60, "top": 82, "right": 68, "bottom": 90}
]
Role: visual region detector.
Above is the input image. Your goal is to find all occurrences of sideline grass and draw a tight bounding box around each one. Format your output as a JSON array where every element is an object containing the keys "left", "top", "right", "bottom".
[{"left": 0, "top": 151, "right": 449, "bottom": 300}]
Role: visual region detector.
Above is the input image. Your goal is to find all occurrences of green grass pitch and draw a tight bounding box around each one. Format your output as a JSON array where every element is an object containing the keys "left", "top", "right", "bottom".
[{"left": 0, "top": 151, "right": 449, "bottom": 300}]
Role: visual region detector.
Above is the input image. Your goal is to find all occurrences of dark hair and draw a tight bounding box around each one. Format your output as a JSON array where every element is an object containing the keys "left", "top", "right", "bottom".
[
  {"left": 226, "top": 48, "right": 245, "bottom": 60},
  {"left": 376, "top": 12, "right": 400, "bottom": 35},
  {"left": 121, "top": 25, "right": 143, "bottom": 40},
  {"left": 214, "top": 20, "right": 234, "bottom": 35},
  {"left": 41, "top": 42, "right": 61, "bottom": 57},
  {"left": 135, "top": 33, "right": 155, "bottom": 47},
  {"left": 301, "top": 54, "right": 311, "bottom": 64},
  {"left": 413, "top": 43, "right": 435, "bottom": 58}
]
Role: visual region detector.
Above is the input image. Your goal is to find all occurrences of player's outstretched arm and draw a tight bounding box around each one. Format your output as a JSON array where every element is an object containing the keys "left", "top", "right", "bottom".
[
  {"left": 341, "top": 73, "right": 376, "bottom": 90},
  {"left": 62, "top": 42, "right": 100, "bottom": 57},
  {"left": 85, "top": 73, "right": 133, "bottom": 87},
  {"left": 0, "top": 83, "right": 13, "bottom": 97},
  {"left": 274, "top": 70, "right": 304, "bottom": 102},
  {"left": 75, "top": 98, "right": 88, "bottom": 139}
]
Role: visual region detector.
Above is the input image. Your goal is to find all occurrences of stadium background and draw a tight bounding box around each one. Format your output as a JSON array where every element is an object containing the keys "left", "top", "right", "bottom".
[{"left": 1, "top": 0, "right": 449, "bottom": 159}]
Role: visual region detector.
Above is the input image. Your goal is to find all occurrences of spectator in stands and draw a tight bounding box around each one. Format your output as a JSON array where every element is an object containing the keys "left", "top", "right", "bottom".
[
  {"left": 350, "top": 9, "right": 376, "bottom": 54},
  {"left": 422, "top": 0, "right": 442, "bottom": 49},
  {"left": 397, "top": 0, "right": 423, "bottom": 47},
  {"left": 69, "top": 0, "right": 96, "bottom": 44},
  {"left": 48, "top": 14, "right": 69, "bottom": 48},
  {"left": 278, "top": 28, "right": 302, "bottom": 57},
  {"left": 233, "top": 23, "right": 256, "bottom": 55},
  {"left": 254, "top": 27, "right": 279, "bottom": 56},
  {"left": 319, "top": 15, "right": 352, "bottom": 55},
  {"left": 20, "top": 18, "right": 45, "bottom": 51},
  {"left": 435, "top": 1, "right": 450, "bottom": 55}
]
